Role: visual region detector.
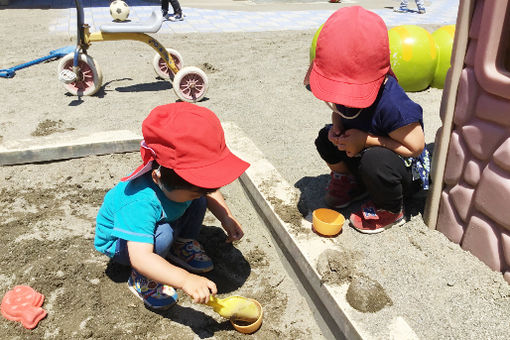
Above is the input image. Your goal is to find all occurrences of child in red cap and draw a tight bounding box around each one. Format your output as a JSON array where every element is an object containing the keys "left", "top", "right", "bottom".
[
  {"left": 305, "top": 6, "right": 430, "bottom": 234},
  {"left": 94, "top": 102, "right": 249, "bottom": 309}
]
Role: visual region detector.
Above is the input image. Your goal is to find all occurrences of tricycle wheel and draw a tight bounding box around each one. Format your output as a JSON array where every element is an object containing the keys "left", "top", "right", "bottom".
[
  {"left": 57, "top": 53, "right": 103, "bottom": 96},
  {"left": 153, "top": 48, "right": 183, "bottom": 81},
  {"left": 172, "top": 66, "right": 208, "bottom": 103}
]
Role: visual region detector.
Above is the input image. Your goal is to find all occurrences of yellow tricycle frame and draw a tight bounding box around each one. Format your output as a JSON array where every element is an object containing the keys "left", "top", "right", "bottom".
[
  {"left": 82, "top": 24, "right": 179, "bottom": 76},
  {"left": 59, "top": 0, "right": 209, "bottom": 102}
]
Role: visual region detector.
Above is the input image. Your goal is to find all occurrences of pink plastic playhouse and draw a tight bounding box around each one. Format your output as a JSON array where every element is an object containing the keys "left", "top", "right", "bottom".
[{"left": 425, "top": 0, "right": 510, "bottom": 284}]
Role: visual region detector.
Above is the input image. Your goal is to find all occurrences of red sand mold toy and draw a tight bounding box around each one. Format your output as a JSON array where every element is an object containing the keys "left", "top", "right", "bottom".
[{"left": 1, "top": 285, "right": 47, "bottom": 329}]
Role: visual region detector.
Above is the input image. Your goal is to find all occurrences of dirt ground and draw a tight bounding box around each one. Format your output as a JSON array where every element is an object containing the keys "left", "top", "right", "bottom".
[
  {"left": 1, "top": 4, "right": 510, "bottom": 340},
  {"left": 0, "top": 153, "right": 328, "bottom": 339}
]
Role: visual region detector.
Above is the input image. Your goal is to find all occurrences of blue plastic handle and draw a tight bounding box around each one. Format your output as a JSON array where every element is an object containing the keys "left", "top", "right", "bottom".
[
  {"left": 0, "top": 69, "right": 16, "bottom": 78},
  {"left": 0, "top": 46, "right": 74, "bottom": 78}
]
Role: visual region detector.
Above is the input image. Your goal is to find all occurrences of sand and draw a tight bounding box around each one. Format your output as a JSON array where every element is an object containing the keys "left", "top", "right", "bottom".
[
  {"left": 0, "top": 153, "right": 330, "bottom": 339},
  {"left": 1, "top": 5, "right": 510, "bottom": 340}
]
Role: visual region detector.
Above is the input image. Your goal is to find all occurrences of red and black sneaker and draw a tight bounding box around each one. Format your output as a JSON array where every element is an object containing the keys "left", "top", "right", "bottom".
[
  {"left": 324, "top": 172, "right": 367, "bottom": 209},
  {"left": 349, "top": 201, "right": 405, "bottom": 234}
]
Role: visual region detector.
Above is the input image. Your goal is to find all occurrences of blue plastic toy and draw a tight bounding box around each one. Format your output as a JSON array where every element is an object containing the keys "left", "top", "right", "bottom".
[{"left": 0, "top": 46, "right": 74, "bottom": 78}]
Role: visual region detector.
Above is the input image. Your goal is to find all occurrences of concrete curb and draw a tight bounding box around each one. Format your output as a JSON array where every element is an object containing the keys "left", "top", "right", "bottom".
[
  {"left": 0, "top": 130, "right": 142, "bottom": 166},
  {"left": 223, "top": 121, "right": 365, "bottom": 339}
]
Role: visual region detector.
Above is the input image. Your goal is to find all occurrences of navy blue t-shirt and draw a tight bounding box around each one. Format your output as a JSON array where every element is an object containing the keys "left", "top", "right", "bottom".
[
  {"left": 340, "top": 76, "right": 423, "bottom": 135},
  {"left": 336, "top": 76, "right": 430, "bottom": 189}
]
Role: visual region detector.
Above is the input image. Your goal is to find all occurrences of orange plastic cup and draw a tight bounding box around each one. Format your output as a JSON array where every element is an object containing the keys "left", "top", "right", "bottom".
[
  {"left": 312, "top": 208, "right": 345, "bottom": 236},
  {"left": 230, "top": 299, "right": 263, "bottom": 334}
]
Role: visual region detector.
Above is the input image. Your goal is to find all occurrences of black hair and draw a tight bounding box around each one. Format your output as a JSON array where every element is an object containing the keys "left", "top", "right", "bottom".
[{"left": 152, "top": 161, "right": 219, "bottom": 195}]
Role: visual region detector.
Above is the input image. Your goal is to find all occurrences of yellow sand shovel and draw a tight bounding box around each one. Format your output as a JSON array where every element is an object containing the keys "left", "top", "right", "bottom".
[{"left": 206, "top": 295, "right": 260, "bottom": 322}]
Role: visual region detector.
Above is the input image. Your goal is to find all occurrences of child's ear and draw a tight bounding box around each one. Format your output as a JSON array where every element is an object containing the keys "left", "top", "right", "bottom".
[{"left": 151, "top": 169, "right": 161, "bottom": 184}]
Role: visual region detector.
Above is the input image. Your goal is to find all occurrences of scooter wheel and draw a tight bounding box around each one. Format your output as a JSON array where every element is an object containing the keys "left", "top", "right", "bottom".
[
  {"left": 172, "top": 66, "right": 208, "bottom": 103},
  {"left": 57, "top": 53, "right": 103, "bottom": 96},
  {"left": 152, "top": 48, "right": 183, "bottom": 81}
]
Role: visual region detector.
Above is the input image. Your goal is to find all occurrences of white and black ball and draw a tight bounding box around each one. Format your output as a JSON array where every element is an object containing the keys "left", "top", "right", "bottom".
[{"left": 110, "top": 0, "right": 130, "bottom": 21}]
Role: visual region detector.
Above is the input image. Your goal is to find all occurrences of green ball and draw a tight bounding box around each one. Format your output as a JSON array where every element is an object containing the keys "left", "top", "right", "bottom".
[
  {"left": 388, "top": 25, "right": 438, "bottom": 92},
  {"left": 431, "top": 25, "right": 455, "bottom": 89},
  {"left": 310, "top": 24, "right": 324, "bottom": 63}
]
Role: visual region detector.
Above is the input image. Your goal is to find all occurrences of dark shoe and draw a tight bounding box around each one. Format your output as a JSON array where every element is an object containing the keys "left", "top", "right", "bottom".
[
  {"left": 324, "top": 172, "right": 367, "bottom": 209},
  {"left": 350, "top": 201, "right": 405, "bottom": 234},
  {"left": 167, "top": 13, "right": 184, "bottom": 21},
  {"left": 167, "top": 238, "right": 214, "bottom": 273},
  {"left": 393, "top": 6, "right": 409, "bottom": 13},
  {"left": 127, "top": 269, "right": 178, "bottom": 310},
  {"left": 418, "top": 7, "right": 426, "bottom": 14}
]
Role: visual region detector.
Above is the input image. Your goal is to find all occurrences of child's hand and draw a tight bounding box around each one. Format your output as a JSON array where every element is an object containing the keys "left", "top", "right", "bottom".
[
  {"left": 328, "top": 125, "right": 342, "bottom": 145},
  {"left": 337, "top": 129, "right": 368, "bottom": 157},
  {"left": 182, "top": 273, "right": 217, "bottom": 304},
  {"left": 221, "top": 216, "right": 244, "bottom": 242}
]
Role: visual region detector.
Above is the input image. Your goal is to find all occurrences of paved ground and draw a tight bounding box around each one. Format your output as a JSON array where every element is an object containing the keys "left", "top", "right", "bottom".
[{"left": 5, "top": 0, "right": 459, "bottom": 34}]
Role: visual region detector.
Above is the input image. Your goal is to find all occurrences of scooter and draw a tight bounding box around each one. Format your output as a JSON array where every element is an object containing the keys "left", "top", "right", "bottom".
[{"left": 58, "top": 0, "right": 208, "bottom": 102}]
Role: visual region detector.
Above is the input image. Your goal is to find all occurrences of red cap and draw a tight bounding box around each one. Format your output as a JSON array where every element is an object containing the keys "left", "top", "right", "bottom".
[
  {"left": 122, "top": 103, "right": 249, "bottom": 188},
  {"left": 308, "top": 6, "right": 390, "bottom": 108}
]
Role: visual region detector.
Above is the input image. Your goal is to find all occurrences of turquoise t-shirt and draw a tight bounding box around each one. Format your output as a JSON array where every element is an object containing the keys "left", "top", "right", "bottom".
[{"left": 94, "top": 172, "right": 192, "bottom": 258}]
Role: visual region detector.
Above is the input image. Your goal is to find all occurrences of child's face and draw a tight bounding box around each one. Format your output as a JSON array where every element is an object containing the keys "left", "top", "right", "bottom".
[
  {"left": 151, "top": 169, "right": 204, "bottom": 202},
  {"left": 160, "top": 188, "right": 203, "bottom": 202}
]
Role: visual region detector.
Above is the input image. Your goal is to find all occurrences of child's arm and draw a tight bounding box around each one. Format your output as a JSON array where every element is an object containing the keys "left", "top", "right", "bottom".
[
  {"left": 337, "top": 122, "right": 425, "bottom": 157},
  {"left": 127, "top": 241, "right": 217, "bottom": 303},
  {"left": 206, "top": 190, "right": 244, "bottom": 242},
  {"left": 368, "top": 122, "right": 425, "bottom": 157}
]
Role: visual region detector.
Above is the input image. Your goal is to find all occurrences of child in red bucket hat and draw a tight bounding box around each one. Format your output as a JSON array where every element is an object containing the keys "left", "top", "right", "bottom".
[
  {"left": 94, "top": 102, "right": 249, "bottom": 309},
  {"left": 305, "top": 6, "right": 430, "bottom": 234}
]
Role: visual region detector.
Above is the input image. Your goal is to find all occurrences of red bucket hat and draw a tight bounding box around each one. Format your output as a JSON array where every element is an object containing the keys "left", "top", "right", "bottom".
[
  {"left": 307, "top": 6, "right": 390, "bottom": 108},
  {"left": 122, "top": 102, "right": 249, "bottom": 189}
]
